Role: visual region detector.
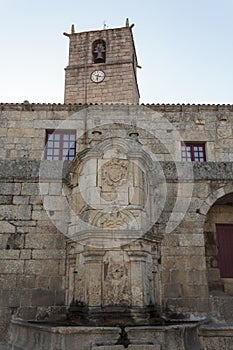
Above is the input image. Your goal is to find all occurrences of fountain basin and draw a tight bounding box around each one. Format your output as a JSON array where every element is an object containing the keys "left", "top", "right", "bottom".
[{"left": 9, "top": 318, "right": 204, "bottom": 350}]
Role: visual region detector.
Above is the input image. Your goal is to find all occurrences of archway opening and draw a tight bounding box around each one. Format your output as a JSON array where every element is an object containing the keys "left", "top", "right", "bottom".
[{"left": 204, "top": 192, "right": 233, "bottom": 295}]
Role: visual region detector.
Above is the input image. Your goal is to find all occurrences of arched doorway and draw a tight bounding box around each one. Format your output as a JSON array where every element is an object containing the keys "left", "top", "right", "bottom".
[{"left": 204, "top": 192, "right": 233, "bottom": 295}]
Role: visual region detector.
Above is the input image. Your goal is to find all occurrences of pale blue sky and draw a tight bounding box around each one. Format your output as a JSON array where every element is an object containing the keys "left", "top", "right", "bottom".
[{"left": 0, "top": 0, "right": 233, "bottom": 104}]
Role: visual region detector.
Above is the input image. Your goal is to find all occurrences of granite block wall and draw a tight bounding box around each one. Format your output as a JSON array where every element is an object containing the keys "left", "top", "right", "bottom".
[{"left": 0, "top": 103, "right": 233, "bottom": 343}]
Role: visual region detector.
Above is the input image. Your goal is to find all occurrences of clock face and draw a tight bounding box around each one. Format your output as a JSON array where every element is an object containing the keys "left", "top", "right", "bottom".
[{"left": 90, "top": 70, "right": 105, "bottom": 83}]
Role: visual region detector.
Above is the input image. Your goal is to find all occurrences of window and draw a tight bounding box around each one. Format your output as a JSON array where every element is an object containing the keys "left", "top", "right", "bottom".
[
  {"left": 216, "top": 224, "right": 233, "bottom": 278},
  {"left": 181, "top": 143, "right": 206, "bottom": 162},
  {"left": 45, "top": 130, "right": 76, "bottom": 160},
  {"left": 92, "top": 39, "right": 106, "bottom": 63}
]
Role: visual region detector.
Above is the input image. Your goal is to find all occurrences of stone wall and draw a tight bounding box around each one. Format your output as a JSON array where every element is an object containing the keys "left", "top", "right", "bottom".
[
  {"left": 0, "top": 160, "right": 70, "bottom": 344},
  {"left": 1, "top": 103, "right": 233, "bottom": 344},
  {"left": 1, "top": 103, "right": 233, "bottom": 161}
]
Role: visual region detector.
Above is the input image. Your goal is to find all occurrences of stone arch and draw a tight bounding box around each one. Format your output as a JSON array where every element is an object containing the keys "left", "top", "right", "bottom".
[
  {"left": 67, "top": 136, "right": 166, "bottom": 248},
  {"left": 200, "top": 182, "right": 233, "bottom": 216},
  {"left": 203, "top": 183, "right": 233, "bottom": 295}
]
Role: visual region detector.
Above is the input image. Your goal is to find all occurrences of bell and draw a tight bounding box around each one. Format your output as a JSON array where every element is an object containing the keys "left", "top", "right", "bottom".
[{"left": 94, "top": 43, "right": 105, "bottom": 61}]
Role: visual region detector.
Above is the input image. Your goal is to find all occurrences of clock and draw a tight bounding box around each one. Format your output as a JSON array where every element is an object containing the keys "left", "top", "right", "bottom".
[{"left": 90, "top": 70, "right": 105, "bottom": 83}]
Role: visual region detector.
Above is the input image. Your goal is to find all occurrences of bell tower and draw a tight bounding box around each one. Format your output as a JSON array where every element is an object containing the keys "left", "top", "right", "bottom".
[{"left": 64, "top": 19, "right": 140, "bottom": 104}]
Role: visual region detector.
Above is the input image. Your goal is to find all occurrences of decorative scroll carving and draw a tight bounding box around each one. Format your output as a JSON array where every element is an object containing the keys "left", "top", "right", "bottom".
[
  {"left": 98, "top": 212, "right": 128, "bottom": 229},
  {"left": 92, "top": 210, "right": 138, "bottom": 230}
]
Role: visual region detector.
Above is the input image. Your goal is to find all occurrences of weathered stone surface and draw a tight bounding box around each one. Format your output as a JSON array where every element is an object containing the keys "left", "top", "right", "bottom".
[
  {"left": 0, "top": 260, "right": 24, "bottom": 274},
  {"left": 0, "top": 221, "right": 15, "bottom": 233},
  {"left": 0, "top": 196, "right": 13, "bottom": 205},
  {"left": 0, "top": 290, "right": 21, "bottom": 307},
  {"left": 0, "top": 205, "right": 31, "bottom": 221},
  {"left": 24, "top": 260, "right": 59, "bottom": 275},
  {"left": 39, "top": 160, "right": 70, "bottom": 180},
  {"left": 25, "top": 234, "right": 64, "bottom": 249},
  {"left": 210, "top": 295, "right": 233, "bottom": 322},
  {"left": 21, "top": 183, "right": 39, "bottom": 195},
  {"left": 10, "top": 320, "right": 121, "bottom": 350},
  {"left": 92, "top": 346, "right": 124, "bottom": 350},
  {"left": 128, "top": 346, "right": 160, "bottom": 350},
  {"left": 0, "top": 160, "right": 70, "bottom": 180},
  {"left": 0, "top": 159, "right": 233, "bottom": 182},
  {"left": 0, "top": 275, "right": 17, "bottom": 289},
  {"left": 31, "top": 289, "right": 55, "bottom": 307},
  {"left": 1, "top": 27, "right": 233, "bottom": 349},
  {"left": 0, "top": 183, "right": 21, "bottom": 195},
  {"left": 13, "top": 196, "right": 29, "bottom": 205},
  {"left": 43, "top": 195, "right": 68, "bottom": 211},
  {"left": 0, "top": 324, "right": 9, "bottom": 346},
  {"left": 199, "top": 324, "right": 233, "bottom": 350},
  {"left": 0, "top": 160, "right": 32, "bottom": 179},
  {"left": 16, "top": 275, "right": 35, "bottom": 289},
  {"left": 0, "top": 250, "right": 20, "bottom": 259}
]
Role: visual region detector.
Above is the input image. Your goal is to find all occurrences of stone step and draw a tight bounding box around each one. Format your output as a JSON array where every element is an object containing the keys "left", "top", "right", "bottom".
[{"left": 92, "top": 346, "right": 161, "bottom": 350}]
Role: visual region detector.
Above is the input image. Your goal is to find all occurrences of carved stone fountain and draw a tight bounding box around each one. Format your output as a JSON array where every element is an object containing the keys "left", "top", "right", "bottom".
[
  {"left": 10, "top": 136, "right": 202, "bottom": 350},
  {"left": 66, "top": 137, "right": 163, "bottom": 326}
]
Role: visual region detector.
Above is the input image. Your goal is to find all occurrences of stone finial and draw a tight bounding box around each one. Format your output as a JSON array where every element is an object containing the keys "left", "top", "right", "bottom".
[
  {"left": 125, "top": 18, "right": 129, "bottom": 27},
  {"left": 71, "top": 24, "right": 75, "bottom": 34}
]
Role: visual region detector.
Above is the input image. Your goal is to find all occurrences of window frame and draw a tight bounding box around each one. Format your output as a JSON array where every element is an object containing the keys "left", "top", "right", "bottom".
[
  {"left": 45, "top": 129, "right": 76, "bottom": 160},
  {"left": 181, "top": 142, "right": 206, "bottom": 162}
]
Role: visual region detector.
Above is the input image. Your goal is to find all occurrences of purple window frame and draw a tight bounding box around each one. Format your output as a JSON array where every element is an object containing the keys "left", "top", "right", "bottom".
[
  {"left": 45, "top": 130, "right": 76, "bottom": 160},
  {"left": 181, "top": 142, "right": 206, "bottom": 162}
]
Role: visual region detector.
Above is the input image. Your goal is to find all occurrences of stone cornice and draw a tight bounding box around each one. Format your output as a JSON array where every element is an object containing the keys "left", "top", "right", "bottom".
[
  {"left": 1, "top": 102, "right": 233, "bottom": 112},
  {"left": 0, "top": 160, "right": 233, "bottom": 181}
]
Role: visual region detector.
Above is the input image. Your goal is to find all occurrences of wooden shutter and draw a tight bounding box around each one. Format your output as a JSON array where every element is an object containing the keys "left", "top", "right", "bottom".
[{"left": 216, "top": 224, "right": 233, "bottom": 278}]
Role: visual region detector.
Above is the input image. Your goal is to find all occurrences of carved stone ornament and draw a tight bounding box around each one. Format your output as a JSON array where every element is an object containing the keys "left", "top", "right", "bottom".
[
  {"left": 195, "top": 116, "right": 205, "bottom": 125},
  {"left": 99, "top": 212, "right": 128, "bottom": 229},
  {"left": 101, "top": 159, "right": 128, "bottom": 187},
  {"left": 93, "top": 210, "right": 138, "bottom": 230},
  {"left": 103, "top": 262, "right": 129, "bottom": 305},
  {"left": 217, "top": 112, "right": 229, "bottom": 122},
  {"left": 217, "top": 121, "right": 232, "bottom": 139}
]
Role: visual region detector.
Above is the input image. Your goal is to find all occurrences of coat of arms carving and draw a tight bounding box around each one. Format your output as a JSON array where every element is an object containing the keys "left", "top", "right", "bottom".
[{"left": 101, "top": 159, "right": 128, "bottom": 187}]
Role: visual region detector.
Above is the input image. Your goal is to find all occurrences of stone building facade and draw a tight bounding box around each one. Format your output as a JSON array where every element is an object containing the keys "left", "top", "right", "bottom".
[{"left": 0, "top": 21, "right": 233, "bottom": 350}]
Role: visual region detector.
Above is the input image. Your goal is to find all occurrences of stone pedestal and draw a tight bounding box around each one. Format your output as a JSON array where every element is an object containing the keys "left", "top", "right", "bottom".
[{"left": 67, "top": 236, "right": 162, "bottom": 325}]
